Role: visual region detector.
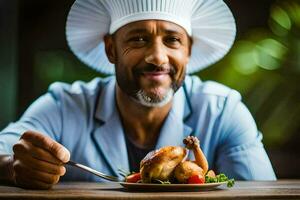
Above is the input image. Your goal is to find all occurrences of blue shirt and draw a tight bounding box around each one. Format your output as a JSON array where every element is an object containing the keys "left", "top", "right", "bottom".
[{"left": 0, "top": 75, "right": 276, "bottom": 181}]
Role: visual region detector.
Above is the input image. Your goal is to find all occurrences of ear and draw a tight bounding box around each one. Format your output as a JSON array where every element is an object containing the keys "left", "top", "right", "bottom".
[{"left": 104, "top": 34, "right": 116, "bottom": 64}]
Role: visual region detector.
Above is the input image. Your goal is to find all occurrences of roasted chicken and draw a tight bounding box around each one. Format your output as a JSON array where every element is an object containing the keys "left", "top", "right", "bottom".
[{"left": 139, "top": 136, "right": 208, "bottom": 183}]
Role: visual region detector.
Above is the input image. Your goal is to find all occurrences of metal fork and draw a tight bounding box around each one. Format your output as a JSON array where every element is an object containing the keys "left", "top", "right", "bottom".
[{"left": 66, "top": 160, "right": 120, "bottom": 182}]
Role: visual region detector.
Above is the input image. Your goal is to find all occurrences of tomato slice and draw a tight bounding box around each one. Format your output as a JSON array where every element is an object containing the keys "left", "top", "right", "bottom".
[
  {"left": 126, "top": 172, "right": 141, "bottom": 183},
  {"left": 188, "top": 174, "right": 205, "bottom": 184}
]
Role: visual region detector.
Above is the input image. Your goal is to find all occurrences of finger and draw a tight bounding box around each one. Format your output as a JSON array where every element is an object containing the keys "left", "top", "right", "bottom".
[
  {"left": 13, "top": 160, "right": 60, "bottom": 185},
  {"left": 21, "top": 131, "right": 70, "bottom": 163},
  {"left": 14, "top": 152, "right": 66, "bottom": 176},
  {"left": 13, "top": 140, "right": 63, "bottom": 165}
]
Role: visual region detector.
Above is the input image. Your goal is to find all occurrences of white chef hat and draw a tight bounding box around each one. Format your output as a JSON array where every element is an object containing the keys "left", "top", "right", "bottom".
[{"left": 66, "top": 0, "right": 236, "bottom": 74}]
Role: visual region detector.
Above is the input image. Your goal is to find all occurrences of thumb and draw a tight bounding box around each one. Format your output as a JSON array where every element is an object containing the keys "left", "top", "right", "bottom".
[{"left": 54, "top": 144, "right": 70, "bottom": 163}]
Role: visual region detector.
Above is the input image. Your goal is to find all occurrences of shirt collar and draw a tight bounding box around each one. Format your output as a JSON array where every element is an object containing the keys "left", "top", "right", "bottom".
[{"left": 94, "top": 77, "right": 117, "bottom": 123}]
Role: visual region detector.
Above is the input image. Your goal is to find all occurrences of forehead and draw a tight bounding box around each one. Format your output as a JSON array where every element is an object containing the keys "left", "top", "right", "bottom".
[{"left": 114, "top": 20, "right": 189, "bottom": 36}]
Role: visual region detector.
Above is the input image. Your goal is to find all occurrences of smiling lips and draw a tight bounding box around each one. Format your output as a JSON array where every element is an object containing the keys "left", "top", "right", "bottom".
[{"left": 142, "top": 71, "right": 170, "bottom": 82}]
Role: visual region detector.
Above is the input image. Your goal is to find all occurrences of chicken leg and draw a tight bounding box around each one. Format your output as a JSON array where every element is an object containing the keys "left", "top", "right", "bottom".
[
  {"left": 183, "top": 136, "right": 208, "bottom": 174},
  {"left": 174, "top": 136, "right": 208, "bottom": 183}
]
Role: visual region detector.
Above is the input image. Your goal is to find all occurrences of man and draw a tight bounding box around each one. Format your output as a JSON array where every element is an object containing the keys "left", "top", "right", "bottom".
[{"left": 0, "top": 0, "right": 276, "bottom": 189}]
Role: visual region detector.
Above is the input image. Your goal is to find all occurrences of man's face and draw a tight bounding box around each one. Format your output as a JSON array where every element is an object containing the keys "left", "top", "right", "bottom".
[{"left": 105, "top": 20, "right": 191, "bottom": 107}]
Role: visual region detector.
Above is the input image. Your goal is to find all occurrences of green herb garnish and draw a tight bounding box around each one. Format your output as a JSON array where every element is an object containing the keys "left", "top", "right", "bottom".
[{"left": 205, "top": 173, "right": 235, "bottom": 188}]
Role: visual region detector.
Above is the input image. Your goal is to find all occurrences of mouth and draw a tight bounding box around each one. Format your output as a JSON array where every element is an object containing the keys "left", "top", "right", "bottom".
[
  {"left": 143, "top": 72, "right": 169, "bottom": 81},
  {"left": 141, "top": 71, "right": 170, "bottom": 82}
]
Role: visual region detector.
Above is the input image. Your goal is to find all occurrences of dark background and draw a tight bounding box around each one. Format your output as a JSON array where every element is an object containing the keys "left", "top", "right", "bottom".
[{"left": 1, "top": 0, "right": 299, "bottom": 179}]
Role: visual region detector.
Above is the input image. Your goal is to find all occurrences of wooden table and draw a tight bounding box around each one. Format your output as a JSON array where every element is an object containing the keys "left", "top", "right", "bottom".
[{"left": 0, "top": 180, "right": 299, "bottom": 199}]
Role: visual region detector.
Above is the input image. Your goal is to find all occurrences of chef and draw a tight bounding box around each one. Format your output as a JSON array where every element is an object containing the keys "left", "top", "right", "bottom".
[{"left": 0, "top": 0, "right": 276, "bottom": 189}]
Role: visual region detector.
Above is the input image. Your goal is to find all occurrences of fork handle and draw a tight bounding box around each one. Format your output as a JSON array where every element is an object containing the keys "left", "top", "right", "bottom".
[{"left": 66, "top": 160, "right": 119, "bottom": 182}]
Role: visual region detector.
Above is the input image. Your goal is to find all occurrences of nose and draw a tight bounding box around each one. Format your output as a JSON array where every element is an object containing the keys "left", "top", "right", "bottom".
[{"left": 144, "top": 40, "right": 169, "bottom": 66}]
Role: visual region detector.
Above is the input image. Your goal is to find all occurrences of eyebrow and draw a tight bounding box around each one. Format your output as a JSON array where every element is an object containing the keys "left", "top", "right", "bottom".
[{"left": 164, "top": 29, "right": 185, "bottom": 36}]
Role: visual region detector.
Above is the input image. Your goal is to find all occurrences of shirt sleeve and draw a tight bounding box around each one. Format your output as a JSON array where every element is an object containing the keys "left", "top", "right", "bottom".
[
  {"left": 215, "top": 91, "right": 277, "bottom": 180},
  {"left": 0, "top": 89, "right": 62, "bottom": 155}
]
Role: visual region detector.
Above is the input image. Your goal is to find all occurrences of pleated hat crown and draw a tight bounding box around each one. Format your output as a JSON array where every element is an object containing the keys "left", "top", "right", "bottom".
[
  {"left": 66, "top": 0, "right": 236, "bottom": 74},
  {"left": 107, "top": 0, "right": 193, "bottom": 35}
]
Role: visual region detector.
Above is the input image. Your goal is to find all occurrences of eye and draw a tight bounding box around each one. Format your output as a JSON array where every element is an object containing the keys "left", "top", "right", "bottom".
[
  {"left": 131, "top": 37, "right": 145, "bottom": 42},
  {"left": 128, "top": 36, "right": 148, "bottom": 47},
  {"left": 167, "top": 37, "right": 179, "bottom": 42},
  {"left": 165, "top": 36, "right": 181, "bottom": 47}
]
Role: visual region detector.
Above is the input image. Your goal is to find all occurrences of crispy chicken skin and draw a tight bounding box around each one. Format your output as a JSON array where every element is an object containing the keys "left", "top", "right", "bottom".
[
  {"left": 140, "top": 146, "right": 187, "bottom": 183},
  {"left": 174, "top": 161, "right": 204, "bottom": 183},
  {"left": 174, "top": 136, "right": 209, "bottom": 183}
]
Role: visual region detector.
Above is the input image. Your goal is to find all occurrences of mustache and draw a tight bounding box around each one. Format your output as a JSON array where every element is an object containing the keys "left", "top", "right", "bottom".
[{"left": 133, "top": 64, "right": 176, "bottom": 75}]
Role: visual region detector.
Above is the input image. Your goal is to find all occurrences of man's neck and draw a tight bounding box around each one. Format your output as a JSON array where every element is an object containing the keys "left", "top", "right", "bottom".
[{"left": 116, "top": 85, "right": 172, "bottom": 148}]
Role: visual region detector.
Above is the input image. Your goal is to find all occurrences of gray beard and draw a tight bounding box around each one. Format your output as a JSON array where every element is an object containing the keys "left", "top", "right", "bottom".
[{"left": 134, "top": 88, "right": 174, "bottom": 107}]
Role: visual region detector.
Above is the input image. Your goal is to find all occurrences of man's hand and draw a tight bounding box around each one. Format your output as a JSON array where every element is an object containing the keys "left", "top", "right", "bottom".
[{"left": 12, "top": 131, "right": 70, "bottom": 189}]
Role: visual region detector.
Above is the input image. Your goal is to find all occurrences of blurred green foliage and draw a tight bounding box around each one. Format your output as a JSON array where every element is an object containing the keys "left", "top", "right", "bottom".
[
  {"left": 34, "top": 50, "right": 97, "bottom": 89},
  {"left": 33, "top": 0, "right": 300, "bottom": 148},
  {"left": 199, "top": 0, "right": 300, "bottom": 148}
]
